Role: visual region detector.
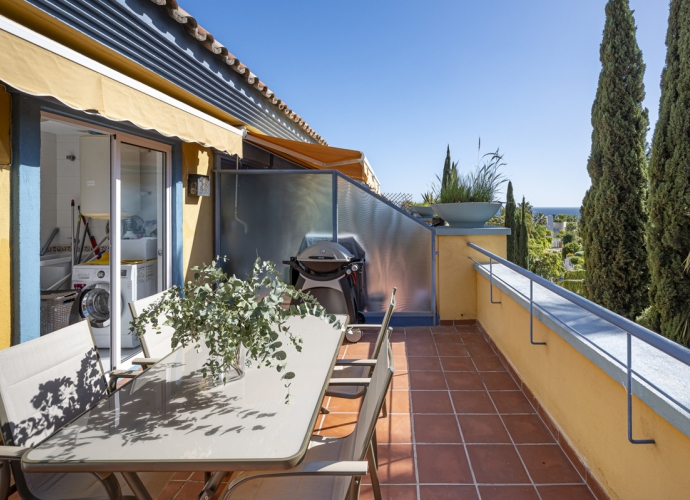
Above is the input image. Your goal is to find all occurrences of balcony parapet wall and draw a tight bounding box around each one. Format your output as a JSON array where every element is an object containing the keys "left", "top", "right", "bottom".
[
  {"left": 435, "top": 227, "right": 509, "bottom": 321},
  {"left": 474, "top": 262, "right": 690, "bottom": 500}
]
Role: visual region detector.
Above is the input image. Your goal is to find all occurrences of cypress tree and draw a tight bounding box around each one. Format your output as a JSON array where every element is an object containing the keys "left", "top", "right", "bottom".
[
  {"left": 516, "top": 197, "right": 529, "bottom": 269},
  {"left": 441, "top": 145, "right": 451, "bottom": 192},
  {"left": 647, "top": 1, "right": 690, "bottom": 344},
  {"left": 505, "top": 181, "right": 517, "bottom": 263},
  {"left": 580, "top": 0, "right": 649, "bottom": 320}
]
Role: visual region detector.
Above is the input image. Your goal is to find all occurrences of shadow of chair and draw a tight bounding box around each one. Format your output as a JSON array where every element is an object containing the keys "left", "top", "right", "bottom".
[{"left": 0, "top": 321, "right": 171, "bottom": 500}]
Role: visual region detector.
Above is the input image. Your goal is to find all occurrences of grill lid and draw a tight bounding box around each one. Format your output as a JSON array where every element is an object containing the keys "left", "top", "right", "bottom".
[{"left": 295, "top": 241, "right": 354, "bottom": 263}]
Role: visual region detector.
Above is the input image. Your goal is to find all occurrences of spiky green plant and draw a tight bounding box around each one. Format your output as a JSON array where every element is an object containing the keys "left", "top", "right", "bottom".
[{"left": 436, "top": 149, "right": 507, "bottom": 203}]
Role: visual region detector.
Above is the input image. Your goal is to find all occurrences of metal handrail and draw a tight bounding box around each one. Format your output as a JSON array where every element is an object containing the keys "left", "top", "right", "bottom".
[
  {"left": 469, "top": 243, "right": 690, "bottom": 366},
  {"left": 469, "top": 242, "right": 690, "bottom": 444},
  {"left": 212, "top": 168, "right": 433, "bottom": 230}
]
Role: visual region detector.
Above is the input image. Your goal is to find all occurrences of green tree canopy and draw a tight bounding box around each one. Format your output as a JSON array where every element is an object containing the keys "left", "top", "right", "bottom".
[
  {"left": 505, "top": 181, "right": 517, "bottom": 263},
  {"left": 647, "top": 0, "right": 690, "bottom": 345},
  {"left": 562, "top": 242, "right": 581, "bottom": 260},
  {"left": 581, "top": 0, "right": 649, "bottom": 320}
]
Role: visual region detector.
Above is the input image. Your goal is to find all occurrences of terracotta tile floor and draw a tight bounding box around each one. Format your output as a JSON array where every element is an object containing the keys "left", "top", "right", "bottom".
[
  {"left": 9, "top": 325, "right": 597, "bottom": 500},
  {"left": 313, "top": 325, "right": 597, "bottom": 500}
]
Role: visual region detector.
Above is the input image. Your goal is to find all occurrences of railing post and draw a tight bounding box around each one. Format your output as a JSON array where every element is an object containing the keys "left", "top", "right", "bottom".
[
  {"left": 529, "top": 280, "right": 546, "bottom": 346},
  {"left": 627, "top": 332, "right": 654, "bottom": 444},
  {"left": 332, "top": 172, "right": 338, "bottom": 243}
]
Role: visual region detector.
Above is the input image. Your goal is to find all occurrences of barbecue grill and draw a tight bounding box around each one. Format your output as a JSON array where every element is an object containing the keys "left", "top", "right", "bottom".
[{"left": 284, "top": 240, "right": 364, "bottom": 324}]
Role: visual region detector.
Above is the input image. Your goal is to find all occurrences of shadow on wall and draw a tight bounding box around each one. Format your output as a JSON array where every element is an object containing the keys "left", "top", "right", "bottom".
[{"left": 182, "top": 143, "right": 214, "bottom": 282}]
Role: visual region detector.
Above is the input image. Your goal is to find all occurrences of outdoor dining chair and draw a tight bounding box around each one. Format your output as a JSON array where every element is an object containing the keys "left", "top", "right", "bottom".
[
  {"left": 105, "top": 291, "right": 177, "bottom": 391},
  {"left": 324, "top": 288, "right": 396, "bottom": 416},
  {"left": 0, "top": 321, "right": 167, "bottom": 500},
  {"left": 220, "top": 336, "right": 394, "bottom": 500},
  {"left": 128, "top": 291, "right": 176, "bottom": 367}
]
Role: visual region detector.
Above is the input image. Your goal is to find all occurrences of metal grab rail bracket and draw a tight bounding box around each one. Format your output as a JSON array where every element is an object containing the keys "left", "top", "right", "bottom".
[
  {"left": 468, "top": 242, "right": 668, "bottom": 445},
  {"left": 627, "top": 332, "right": 655, "bottom": 444}
]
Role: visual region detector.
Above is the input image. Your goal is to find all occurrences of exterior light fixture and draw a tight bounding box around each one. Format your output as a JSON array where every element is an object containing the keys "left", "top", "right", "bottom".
[{"left": 188, "top": 174, "right": 210, "bottom": 197}]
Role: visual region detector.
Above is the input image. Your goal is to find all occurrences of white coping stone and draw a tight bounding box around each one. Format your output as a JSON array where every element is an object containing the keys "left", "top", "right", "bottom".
[{"left": 475, "top": 262, "right": 690, "bottom": 440}]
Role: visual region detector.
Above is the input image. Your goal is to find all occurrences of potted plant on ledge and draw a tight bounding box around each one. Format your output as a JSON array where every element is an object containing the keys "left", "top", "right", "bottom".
[
  {"left": 431, "top": 148, "right": 508, "bottom": 228},
  {"left": 407, "top": 191, "right": 436, "bottom": 218},
  {"left": 130, "top": 257, "right": 337, "bottom": 401}
]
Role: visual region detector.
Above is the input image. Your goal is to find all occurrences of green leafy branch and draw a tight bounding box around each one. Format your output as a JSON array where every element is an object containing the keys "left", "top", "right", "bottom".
[{"left": 130, "top": 257, "right": 339, "bottom": 403}]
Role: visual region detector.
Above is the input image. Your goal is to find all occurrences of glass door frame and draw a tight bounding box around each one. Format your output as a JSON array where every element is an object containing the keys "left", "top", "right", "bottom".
[{"left": 41, "top": 112, "right": 173, "bottom": 370}]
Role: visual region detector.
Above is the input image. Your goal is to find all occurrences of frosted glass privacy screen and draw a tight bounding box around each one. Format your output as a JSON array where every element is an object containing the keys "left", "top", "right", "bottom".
[
  {"left": 216, "top": 170, "right": 434, "bottom": 317},
  {"left": 217, "top": 172, "right": 334, "bottom": 280},
  {"left": 337, "top": 176, "right": 433, "bottom": 314}
]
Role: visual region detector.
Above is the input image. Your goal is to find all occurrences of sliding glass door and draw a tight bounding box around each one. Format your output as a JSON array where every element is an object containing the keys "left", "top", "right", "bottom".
[
  {"left": 110, "top": 134, "right": 172, "bottom": 369},
  {"left": 40, "top": 113, "right": 171, "bottom": 370}
]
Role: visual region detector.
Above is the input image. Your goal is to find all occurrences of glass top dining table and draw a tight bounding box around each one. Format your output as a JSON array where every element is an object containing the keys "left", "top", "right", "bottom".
[{"left": 22, "top": 314, "right": 347, "bottom": 480}]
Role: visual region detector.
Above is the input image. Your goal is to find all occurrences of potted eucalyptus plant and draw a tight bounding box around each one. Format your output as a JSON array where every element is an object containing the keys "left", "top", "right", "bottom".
[
  {"left": 431, "top": 147, "right": 508, "bottom": 228},
  {"left": 130, "top": 257, "right": 338, "bottom": 401}
]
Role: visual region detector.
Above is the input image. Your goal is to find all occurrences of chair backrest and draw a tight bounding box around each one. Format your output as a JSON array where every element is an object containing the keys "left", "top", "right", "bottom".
[
  {"left": 346, "top": 336, "right": 394, "bottom": 462},
  {"left": 129, "top": 291, "right": 175, "bottom": 359},
  {"left": 0, "top": 322, "right": 107, "bottom": 448},
  {"left": 371, "top": 288, "right": 397, "bottom": 360}
]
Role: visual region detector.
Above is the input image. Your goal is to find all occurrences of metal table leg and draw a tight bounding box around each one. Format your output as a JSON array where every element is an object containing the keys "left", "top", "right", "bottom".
[{"left": 122, "top": 471, "right": 153, "bottom": 500}]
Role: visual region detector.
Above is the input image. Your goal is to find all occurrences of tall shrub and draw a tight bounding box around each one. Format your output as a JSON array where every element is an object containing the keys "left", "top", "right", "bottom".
[
  {"left": 441, "top": 145, "right": 451, "bottom": 192},
  {"left": 516, "top": 197, "right": 529, "bottom": 269},
  {"left": 505, "top": 181, "right": 517, "bottom": 263},
  {"left": 580, "top": 0, "right": 649, "bottom": 320},
  {"left": 647, "top": 0, "right": 690, "bottom": 344}
]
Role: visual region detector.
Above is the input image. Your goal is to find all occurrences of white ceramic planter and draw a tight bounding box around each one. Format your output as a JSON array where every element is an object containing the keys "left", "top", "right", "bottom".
[
  {"left": 431, "top": 202, "right": 502, "bottom": 228},
  {"left": 408, "top": 206, "right": 435, "bottom": 218}
]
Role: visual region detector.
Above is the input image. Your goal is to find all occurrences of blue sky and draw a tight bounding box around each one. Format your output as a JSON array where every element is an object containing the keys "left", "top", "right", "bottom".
[{"left": 183, "top": 0, "right": 668, "bottom": 206}]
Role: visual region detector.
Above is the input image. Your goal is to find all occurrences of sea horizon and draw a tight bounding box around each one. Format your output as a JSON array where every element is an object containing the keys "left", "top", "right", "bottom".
[{"left": 533, "top": 207, "right": 581, "bottom": 217}]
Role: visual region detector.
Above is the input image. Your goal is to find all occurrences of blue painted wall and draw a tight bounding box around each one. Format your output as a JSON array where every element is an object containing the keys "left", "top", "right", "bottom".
[
  {"left": 11, "top": 94, "right": 41, "bottom": 344},
  {"left": 171, "top": 142, "right": 183, "bottom": 288}
]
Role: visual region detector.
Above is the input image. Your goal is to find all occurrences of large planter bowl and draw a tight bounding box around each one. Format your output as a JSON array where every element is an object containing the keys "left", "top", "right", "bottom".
[
  {"left": 431, "top": 202, "right": 502, "bottom": 228},
  {"left": 408, "top": 206, "right": 435, "bottom": 218}
]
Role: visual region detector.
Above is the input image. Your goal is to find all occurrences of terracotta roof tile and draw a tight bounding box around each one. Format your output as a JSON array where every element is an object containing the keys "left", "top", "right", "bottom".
[{"left": 150, "top": 0, "right": 326, "bottom": 144}]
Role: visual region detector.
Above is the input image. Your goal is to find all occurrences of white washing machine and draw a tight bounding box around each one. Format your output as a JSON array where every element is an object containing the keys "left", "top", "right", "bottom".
[{"left": 71, "top": 261, "right": 157, "bottom": 348}]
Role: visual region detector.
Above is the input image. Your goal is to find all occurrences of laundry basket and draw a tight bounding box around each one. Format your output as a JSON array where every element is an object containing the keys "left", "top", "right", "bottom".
[{"left": 40, "top": 290, "right": 79, "bottom": 335}]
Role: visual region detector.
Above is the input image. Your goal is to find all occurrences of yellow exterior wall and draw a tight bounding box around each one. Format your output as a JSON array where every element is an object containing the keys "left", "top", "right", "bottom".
[
  {"left": 181, "top": 143, "right": 215, "bottom": 283},
  {"left": 436, "top": 234, "right": 506, "bottom": 320},
  {"left": 477, "top": 275, "right": 690, "bottom": 500},
  {"left": 0, "top": 87, "right": 10, "bottom": 350}
]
